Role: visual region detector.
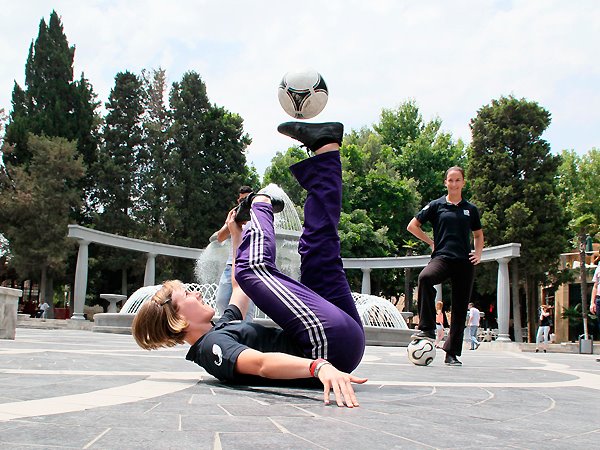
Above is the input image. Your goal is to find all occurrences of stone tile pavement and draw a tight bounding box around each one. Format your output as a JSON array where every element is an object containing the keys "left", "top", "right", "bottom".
[{"left": 1, "top": 328, "right": 599, "bottom": 449}]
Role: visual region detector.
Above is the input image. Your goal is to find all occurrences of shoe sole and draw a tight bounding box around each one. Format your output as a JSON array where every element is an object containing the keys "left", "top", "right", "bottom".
[{"left": 277, "top": 122, "right": 343, "bottom": 150}]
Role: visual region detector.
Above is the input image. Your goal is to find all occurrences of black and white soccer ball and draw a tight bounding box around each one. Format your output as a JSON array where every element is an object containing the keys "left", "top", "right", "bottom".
[
  {"left": 278, "top": 68, "right": 328, "bottom": 119},
  {"left": 407, "top": 338, "right": 436, "bottom": 366}
]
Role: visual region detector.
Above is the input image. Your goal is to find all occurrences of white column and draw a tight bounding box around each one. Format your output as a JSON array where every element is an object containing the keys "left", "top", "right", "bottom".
[
  {"left": 144, "top": 253, "right": 156, "bottom": 286},
  {"left": 72, "top": 240, "right": 90, "bottom": 320},
  {"left": 361, "top": 268, "right": 372, "bottom": 294},
  {"left": 496, "top": 257, "right": 512, "bottom": 341}
]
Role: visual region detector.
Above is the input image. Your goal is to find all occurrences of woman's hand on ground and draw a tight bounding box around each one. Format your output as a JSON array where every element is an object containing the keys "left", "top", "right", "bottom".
[{"left": 317, "top": 364, "right": 367, "bottom": 408}]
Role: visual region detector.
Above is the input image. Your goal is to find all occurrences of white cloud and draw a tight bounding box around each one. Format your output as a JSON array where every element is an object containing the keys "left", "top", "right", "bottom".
[{"left": 1, "top": 0, "right": 599, "bottom": 175}]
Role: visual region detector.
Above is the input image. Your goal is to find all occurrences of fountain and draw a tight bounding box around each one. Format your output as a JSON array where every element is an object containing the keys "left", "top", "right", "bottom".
[
  {"left": 95, "top": 184, "right": 414, "bottom": 345},
  {"left": 195, "top": 184, "right": 303, "bottom": 303}
]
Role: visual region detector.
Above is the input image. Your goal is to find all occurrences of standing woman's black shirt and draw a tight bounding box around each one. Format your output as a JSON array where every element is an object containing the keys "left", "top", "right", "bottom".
[{"left": 415, "top": 196, "right": 482, "bottom": 261}]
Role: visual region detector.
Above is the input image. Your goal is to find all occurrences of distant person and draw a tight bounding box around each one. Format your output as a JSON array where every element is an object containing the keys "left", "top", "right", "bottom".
[
  {"left": 214, "top": 186, "right": 256, "bottom": 321},
  {"left": 133, "top": 121, "right": 367, "bottom": 407},
  {"left": 407, "top": 166, "right": 484, "bottom": 366},
  {"left": 39, "top": 301, "right": 50, "bottom": 320},
  {"left": 434, "top": 300, "right": 447, "bottom": 348},
  {"left": 535, "top": 304, "right": 552, "bottom": 353},
  {"left": 467, "top": 302, "right": 480, "bottom": 350},
  {"left": 590, "top": 265, "right": 600, "bottom": 339}
]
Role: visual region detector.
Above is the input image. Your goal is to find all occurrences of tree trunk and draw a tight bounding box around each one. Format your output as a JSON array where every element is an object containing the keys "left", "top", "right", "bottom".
[
  {"left": 578, "top": 233, "right": 590, "bottom": 339},
  {"left": 525, "top": 275, "right": 538, "bottom": 343},
  {"left": 39, "top": 265, "right": 54, "bottom": 319},
  {"left": 511, "top": 260, "right": 523, "bottom": 342}
]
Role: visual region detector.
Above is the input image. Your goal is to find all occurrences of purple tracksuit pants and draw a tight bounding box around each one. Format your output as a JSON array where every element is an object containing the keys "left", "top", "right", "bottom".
[{"left": 234, "top": 151, "right": 365, "bottom": 373}]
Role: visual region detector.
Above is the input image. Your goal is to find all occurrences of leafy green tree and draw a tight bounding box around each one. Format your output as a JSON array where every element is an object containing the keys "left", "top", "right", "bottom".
[
  {"left": 135, "top": 68, "right": 173, "bottom": 242},
  {"left": 342, "top": 127, "right": 420, "bottom": 250},
  {"left": 468, "top": 96, "right": 569, "bottom": 341},
  {"left": 165, "top": 71, "right": 252, "bottom": 278},
  {"left": 72, "top": 73, "right": 101, "bottom": 221},
  {"left": 0, "top": 135, "right": 84, "bottom": 310},
  {"left": 91, "top": 71, "right": 145, "bottom": 295},
  {"left": 95, "top": 71, "right": 144, "bottom": 236},
  {"left": 339, "top": 209, "right": 396, "bottom": 293},
  {"left": 340, "top": 127, "right": 420, "bottom": 295},
  {"left": 568, "top": 213, "right": 596, "bottom": 339},
  {"left": 263, "top": 146, "right": 307, "bottom": 210},
  {"left": 557, "top": 148, "right": 600, "bottom": 339},
  {"left": 2, "top": 10, "right": 99, "bottom": 224},
  {"left": 558, "top": 149, "right": 600, "bottom": 224},
  {"left": 375, "top": 100, "right": 466, "bottom": 203},
  {"left": 5, "top": 11, "right": 76, "bottom": 164}
]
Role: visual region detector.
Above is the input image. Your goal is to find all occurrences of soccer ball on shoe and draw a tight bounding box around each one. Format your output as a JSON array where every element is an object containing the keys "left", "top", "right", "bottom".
[
  {"left": 407, "top": 338, "right": 436, "bottom": 366},
  {"left": 278, "top": 68, "right": 328, "bottom": 119}
]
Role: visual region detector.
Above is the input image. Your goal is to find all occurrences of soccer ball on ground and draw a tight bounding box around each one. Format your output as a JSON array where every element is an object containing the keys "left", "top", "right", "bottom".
[
  {"left": 278, "top": 68, "right": 328, "bottom": 119},
  {"left": 407, "top": 338, "right": 436, "bottom": 366}
]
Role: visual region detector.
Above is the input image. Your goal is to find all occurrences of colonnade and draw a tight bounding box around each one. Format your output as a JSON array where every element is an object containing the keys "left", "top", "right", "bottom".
[{"left": 68, "top": 225, "right": 520, "bottom": 342}]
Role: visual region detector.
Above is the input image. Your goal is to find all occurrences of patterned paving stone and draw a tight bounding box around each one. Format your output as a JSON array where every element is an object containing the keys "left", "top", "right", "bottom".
[{"left": 0, "top": 328, "right": 599, "bottom": 448}]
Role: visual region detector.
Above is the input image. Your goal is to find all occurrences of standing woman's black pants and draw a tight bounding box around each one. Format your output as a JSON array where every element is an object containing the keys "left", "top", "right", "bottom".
[{"left": 417, "top": 257, "right": 475, "bottom": 357}]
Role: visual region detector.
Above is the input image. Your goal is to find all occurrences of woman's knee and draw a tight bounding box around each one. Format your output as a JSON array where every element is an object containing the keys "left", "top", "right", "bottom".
[{"left": 418, "top": 270, "right": 436, "bottom": 285}]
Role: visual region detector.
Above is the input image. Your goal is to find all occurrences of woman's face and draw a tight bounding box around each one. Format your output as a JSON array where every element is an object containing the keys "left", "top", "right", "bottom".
[
  {"left": 171, "top": 287, "right": 214, "bottom": 326},
  {"left": 444, "top": 169, "right": 465, "bottom": 194}
]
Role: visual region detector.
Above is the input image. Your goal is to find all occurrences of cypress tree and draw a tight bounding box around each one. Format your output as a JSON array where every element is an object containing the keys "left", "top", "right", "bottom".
[
  {"left": 167, "top": 71, "right": 251, "bottom": 250},
  {"left": 2, "top": 10, "right": 99, "bottom": 221},
  {"left": 96, "top": 71, "right": 144, "bottom": 235}
]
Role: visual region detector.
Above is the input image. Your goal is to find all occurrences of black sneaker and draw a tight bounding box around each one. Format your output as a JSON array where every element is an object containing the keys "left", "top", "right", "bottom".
[
  {"left": 410, "top": 330, "right": 436, "bottom": 341},
  {"left": 234, "top": 193, "right": 284, "bottom": 223},
  {"left": 257, "top": 188, "right": 284, "bottom": 214},
  {"left": 277, "top": 121, "right": 344, "bottom": 152},
  {"left": 444, "top": 354, "right": 462, "bottom": 366}
]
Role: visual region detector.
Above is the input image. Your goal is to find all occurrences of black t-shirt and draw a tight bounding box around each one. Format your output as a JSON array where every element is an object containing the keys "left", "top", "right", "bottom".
[
  {"left": 540, "top": 313, "right": 552, "bottom": 327},
  {"left": 185, "top": 305, "right": 303, "bottom": 383},
  {"left": 415, "top": 196, "right": 482, "bottom": 261}
]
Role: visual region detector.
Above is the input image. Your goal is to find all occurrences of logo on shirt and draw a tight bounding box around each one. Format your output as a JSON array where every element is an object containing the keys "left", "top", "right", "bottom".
[
  {"left": 212, "top": 344, "right": 223, "bottom": 366},
  {"left": 422, "top": 204, "right": 430, "bottom": 211},
  {"left": 463, "top": 209, "right": 470, "bottom": 216}
]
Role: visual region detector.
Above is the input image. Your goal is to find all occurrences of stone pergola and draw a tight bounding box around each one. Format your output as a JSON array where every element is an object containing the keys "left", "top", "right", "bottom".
[
  {"left": 67, "top": 225, "right": 204, "bottom": 320},
  {"left": 68, "top": 225, "right": 520, "bottom": 341},
  {"left": 343, "top": 243, "right": 521, "bottom": 342}
]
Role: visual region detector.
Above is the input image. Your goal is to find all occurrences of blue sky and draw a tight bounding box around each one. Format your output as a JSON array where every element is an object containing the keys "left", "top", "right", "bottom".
[{"left": 1, "top": 0, "right": 599, "bottom": 176}]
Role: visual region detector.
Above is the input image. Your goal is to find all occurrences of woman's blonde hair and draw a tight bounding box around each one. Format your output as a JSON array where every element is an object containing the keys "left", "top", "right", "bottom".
[
  {"left": 435, "top": 300, "right": 444, "bottom": 311},
  {"left": 132, "top": 280, "right": 189, "bottom": 350}
]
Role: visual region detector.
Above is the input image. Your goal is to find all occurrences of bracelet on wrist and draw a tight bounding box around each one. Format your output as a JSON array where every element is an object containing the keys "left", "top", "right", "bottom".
[
  {"left": 309, "top": 359, "right": 331, "bottom": 378},
  {"left": 309, "top": 358, "right": 325, "bottom": 377},
  {"left": 309, "top": 358, "right": 329, "bottom": 377},
  {"left": 314, "top": 360, "right": 331, "bottom": 378}
]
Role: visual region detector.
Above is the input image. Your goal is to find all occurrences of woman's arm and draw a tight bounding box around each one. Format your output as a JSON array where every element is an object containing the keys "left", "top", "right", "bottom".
[
  {"left": 407, "top": 217, "right": 434, "bottom": 250},
  {"left": 235, "top": 348, "right": 367, "bottom": 407},
  {"left": 216, "top": 219, "right": 232, "bottom": 243},
  {"left": 470, "top": 229, "right": 484, "bottom": 265},
  {"left": 224, "top": 209, "right": 250, "bottom": 317}
]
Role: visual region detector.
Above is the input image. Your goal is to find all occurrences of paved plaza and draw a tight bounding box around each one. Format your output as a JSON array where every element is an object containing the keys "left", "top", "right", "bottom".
[{"left": 1, "top": 327, "right": 599, "bottom": 449}]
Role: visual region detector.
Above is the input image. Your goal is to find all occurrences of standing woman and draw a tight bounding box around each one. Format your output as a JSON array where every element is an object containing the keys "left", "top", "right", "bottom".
[
  {"left": 407, "top": 166, "right": 484, "bottom": 366},
  {"left": 535, "top": 305, "right": 552, "bottom": 353}
]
